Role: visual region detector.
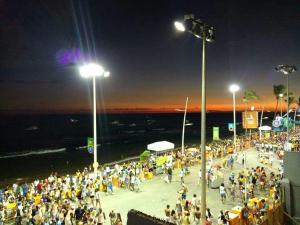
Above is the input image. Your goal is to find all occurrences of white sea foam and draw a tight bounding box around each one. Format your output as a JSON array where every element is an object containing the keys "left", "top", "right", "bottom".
[
  {"left": 75, "top": 144, "right": 100, "bottom": 150},
  {"left": 0, "top": 148, "right": 66, "bottom": 159}
]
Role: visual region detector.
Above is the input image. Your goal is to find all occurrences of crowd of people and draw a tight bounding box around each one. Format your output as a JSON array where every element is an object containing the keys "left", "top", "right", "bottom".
[
  {"left": 0, "top": 167, "right": 125, "bottom": 225},
  {"left": 163, "top": 188, "right": 220, "bottom": 225},
  {"left": 0, "top": 129, "right": 298, "bottom": 225},
  {"left": 162, "top": 157, "right": 282, "bottom": 225},
  {"left": 159, "top": 130, "right": 297, "bottom": 225},
  {"left": 0, "top": 160, "right": 153, "bottom": 225}
]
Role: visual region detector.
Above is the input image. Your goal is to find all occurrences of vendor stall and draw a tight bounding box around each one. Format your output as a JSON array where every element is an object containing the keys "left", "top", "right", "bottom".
[
  {"left": 259, "top": 126, "right": 272, "bottom": 140},
  {"left": 147, "top": 141, "right": 175, "bottom": 154},
  {"left": 147, "top": 141, "right": 175, "bottom": 175}
]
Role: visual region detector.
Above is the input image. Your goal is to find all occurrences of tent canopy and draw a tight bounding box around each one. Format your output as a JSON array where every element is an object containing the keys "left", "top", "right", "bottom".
[
  {"left": 259, "top": 126, "right": 272, "bottom": 131},
  {"left": 147, "top": 141, "right": 175, "bottom": 153}
]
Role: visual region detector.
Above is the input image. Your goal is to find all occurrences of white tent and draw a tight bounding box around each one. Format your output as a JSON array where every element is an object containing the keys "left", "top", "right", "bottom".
[
  {"left": 259, "top": 126, "right": 272, "bottom": 131},
  {"left": 147, "top": 141, "right": 175, "bottom": 153}
]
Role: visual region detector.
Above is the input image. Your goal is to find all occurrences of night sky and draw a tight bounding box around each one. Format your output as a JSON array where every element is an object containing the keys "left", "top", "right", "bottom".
[{"left": 1, "top": 0, "right": 300, "bottom": 113}]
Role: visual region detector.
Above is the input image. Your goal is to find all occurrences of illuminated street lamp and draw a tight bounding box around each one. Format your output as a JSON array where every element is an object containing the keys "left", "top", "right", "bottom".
[
  {"left": 79, "top": 63, "right": 110, "bottom": 177},
  {"left": 229, "top": 84, "right": 247, "bottom": 200},
  {"left": 174, "top": 21, "right": 185, "bottom": 32},
  {"left": 275, "top": 65, "right": 297, "bottom": 150},
  {"left": 229, "top": 84, "right": 240, "bottom": 152},
  {"left": 174, "top": 14, "right": 215, "bottom": 225}
]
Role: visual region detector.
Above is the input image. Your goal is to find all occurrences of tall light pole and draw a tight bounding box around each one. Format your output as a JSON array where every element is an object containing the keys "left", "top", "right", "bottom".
[
  {"left": 175, "top": 97, "right": 189, "bottom": 155},
  {"left": 275, "top": 65, "right": 297, "bottom": 151},
  {"left": 229, "top": 84, "right": 240, "bottom": 152},
  {"left": 279, "top": 93, "right": 284, "bottom": 117},
  {"left": 174, "top": 15, "right": 215, "bottom": 225},
  {"left": 293, "top": 108, "right": 297, "bottom": 130},
  {"left": 259, "top": 106, "right": 264, "bottom": 140},
  {"left": 79, "top": 63, "right": 110, "bottom": 177},
  {"left": 230, "top": 84, "right": 248, "bottom": 200}
]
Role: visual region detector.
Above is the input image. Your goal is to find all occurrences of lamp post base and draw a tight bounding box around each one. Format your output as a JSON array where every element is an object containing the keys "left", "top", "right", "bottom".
[{"left": 93, "top": 162, "right": 99, "bottom": 177}]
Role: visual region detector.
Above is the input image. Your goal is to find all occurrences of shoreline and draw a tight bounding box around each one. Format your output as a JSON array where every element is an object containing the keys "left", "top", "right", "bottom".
[
  {"left": 0, "top": 147, "right": 184, "bottom": 188},
  {"left": 2, "top": 130, "right": 261, "bottom": 188},
  {"left": 2, "top": 131, "right": 260, "bottom": 188}
]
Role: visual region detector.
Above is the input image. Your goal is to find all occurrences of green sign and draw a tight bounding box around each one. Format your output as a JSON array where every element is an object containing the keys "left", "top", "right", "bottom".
[
  {"left": 282, "top": 118, "right": 293, "bottom": 129},
  {"left": 87, "top": 137, "right": 93, "bottom": 154},
  {"left": 213, "top": 127, "right": 219, "bottom": 140}
]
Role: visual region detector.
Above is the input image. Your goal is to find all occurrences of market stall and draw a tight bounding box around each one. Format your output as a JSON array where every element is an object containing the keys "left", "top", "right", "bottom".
[
  {"left": 147, "top": 141, "right": 175, "bottom": 175},
  {"left": 147, "top": 141, "right": 175, "bottom": 154},
  {"left": 259, "top": 126, "right": 272, "bottom": 139}
]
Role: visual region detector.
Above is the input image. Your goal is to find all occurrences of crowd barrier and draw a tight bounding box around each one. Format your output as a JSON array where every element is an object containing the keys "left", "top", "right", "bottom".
[
  {"left": 228, "top": 204, "right": 285, "bottom": 225},
  {"left": 283, "top": 210, "right": 300, "bottom": 225}
]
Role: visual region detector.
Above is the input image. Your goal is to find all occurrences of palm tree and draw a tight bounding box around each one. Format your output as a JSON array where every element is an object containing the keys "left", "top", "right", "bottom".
[
  {"left": 284, "top": 93, "right": 296, "bottom": 107},
  {"left": 295, "top": 97, "right": 300, "bottom": 110},
  {"left": 273, "top": 84, "right": 285, "bottom": 118},
  {"left": 294, "top": 97, "right": 300, "bottom": 127},
  {"left": 242, "top": 90, "right": 260, "bottom": 111},
  {"left": 284, "top": 95, "right": 297, "bottom": 130},
  {"left": 291, "top": 97, "right": 300, "bottom": 130}
]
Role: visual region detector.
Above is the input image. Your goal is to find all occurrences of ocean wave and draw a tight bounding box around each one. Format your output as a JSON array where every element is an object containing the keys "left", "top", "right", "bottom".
[
  {"left": 122, "top": 130, "right": 146, "bottom": 134},
  {"left": 75, "top": 144, "right": 101, "bottom": 150},
  {"left": 152, "top": 128, "right": 165, "bottom": 131},
  {"left": 0, "top": 148, "right": 66, "bottom": 159}
]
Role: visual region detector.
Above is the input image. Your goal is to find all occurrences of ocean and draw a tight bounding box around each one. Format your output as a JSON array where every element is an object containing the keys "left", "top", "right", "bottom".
[{"left": 0, "top": 112, "right": 265, "bottom": 185}]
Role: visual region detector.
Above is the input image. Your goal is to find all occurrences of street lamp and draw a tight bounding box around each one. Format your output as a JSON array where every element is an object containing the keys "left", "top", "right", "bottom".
[
  {"left": 229, "top": 84, "right": 240, "bottom": 152},
  {"left": 79, "top": 62, "right": 110, "bottom": 177},
  {"left": 175, "top": 97, "right": 189, "bottom": 155},
  {"left": 279, "top": 93, "right": 284, "bottom": 117},
  {"left": 174, "top": 14, "right": 215, "bottom": 225},
  {"left": 174, "top": 21, "right": 185, "bottom": 32},
  {"left": 229, "top": 84, "right": 248, "bottom": 200},
  {"left": 258, "top": 106, "right": 265, "bottom": 140},
  {"left": 275, "top": 65, "right": 297, "bottom": 151}
]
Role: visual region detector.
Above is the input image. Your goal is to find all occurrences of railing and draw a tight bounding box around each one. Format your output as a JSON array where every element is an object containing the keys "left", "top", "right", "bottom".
[
  {"left": 267, "top": 204, "right": 284, "bottom": 225},
  {"left": 250, "top": 205, "right": 300, "bottom": 225},
  {"left": 283, "top": 211, "right": 300, "bottom": 225}
]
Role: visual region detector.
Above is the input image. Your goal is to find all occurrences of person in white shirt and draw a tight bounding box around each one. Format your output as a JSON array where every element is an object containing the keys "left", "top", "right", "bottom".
[
  {"left": 198, "top": 169, "right": 202, "bottom": 185},
  {"left": 97, "top": 208, "right": 106, "bottom": 225},
  {"left": 106, "top": 166, "right": 111, "bottom": 176},
  {"left": 269, "top": 152, "right": 274, "bottom": 166},
  {"left": 219, "top": 183, "right": 226, "bottom": 204},
  {"left": 130, "top": 175, "right": 135, "bottom": 191},
  {"left": 179, "top": 169, "right": 184, "bottom": 184},
  {"left": 95, "top": 188, "right": 101, "bottom": 209},
  {"left": 134, "top": 176, "right": 141, "bottom": 192},
  {"left": 191, "top": 194, "right": 197, "bottom": 211}
]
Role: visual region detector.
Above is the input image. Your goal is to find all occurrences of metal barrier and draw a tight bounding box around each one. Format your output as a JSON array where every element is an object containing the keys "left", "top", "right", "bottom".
[
  {"left": 283, "top": 211, "right": 300, "bottom": 225},
  {"left": 254, "top": 205, "right": 300, "bottom": 225}
]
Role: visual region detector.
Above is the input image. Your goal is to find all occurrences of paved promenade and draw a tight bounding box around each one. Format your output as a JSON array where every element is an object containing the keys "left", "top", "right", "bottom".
[{"left": 99, "top": 148, "right": 280, "bottom": 224}]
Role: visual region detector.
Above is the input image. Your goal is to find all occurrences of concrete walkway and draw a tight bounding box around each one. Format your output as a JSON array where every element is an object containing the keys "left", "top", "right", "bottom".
[{"left": 99, "top": 148, "right": 280, "bottom": 224}]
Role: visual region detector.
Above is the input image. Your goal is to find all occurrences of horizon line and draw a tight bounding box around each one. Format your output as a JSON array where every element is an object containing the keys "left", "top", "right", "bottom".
[{"left": 0, "top": 108, "right": 276, "bottom": 115}]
